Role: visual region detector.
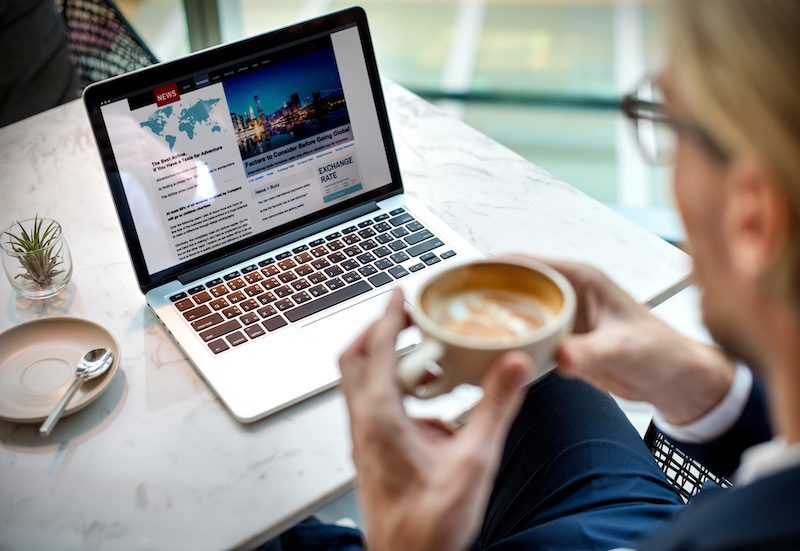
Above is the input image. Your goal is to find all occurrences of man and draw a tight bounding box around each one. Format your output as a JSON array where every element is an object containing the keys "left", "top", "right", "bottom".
[{"left": 338, "top": 0, "right": 800, "bottom": 549}]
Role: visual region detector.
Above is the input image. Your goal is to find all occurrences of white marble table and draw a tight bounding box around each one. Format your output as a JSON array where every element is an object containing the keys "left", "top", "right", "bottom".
[{"left": 0, "top": 81, "right": 690, "bottom": 550}]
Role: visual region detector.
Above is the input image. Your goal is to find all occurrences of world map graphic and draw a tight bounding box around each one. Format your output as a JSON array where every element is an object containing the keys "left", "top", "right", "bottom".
[{"left": 139, "top": 98, "right": 222, "bottom": 151}]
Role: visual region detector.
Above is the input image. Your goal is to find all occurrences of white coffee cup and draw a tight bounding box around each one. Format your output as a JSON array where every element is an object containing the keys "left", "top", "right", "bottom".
[{"left": 397, "top": 258, "right": 576, "bottom": 399}]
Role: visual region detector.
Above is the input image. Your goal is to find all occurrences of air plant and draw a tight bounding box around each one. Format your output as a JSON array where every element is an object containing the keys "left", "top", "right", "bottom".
[{"left": 3, "top": 216, "right": 65, "bottom": 287}]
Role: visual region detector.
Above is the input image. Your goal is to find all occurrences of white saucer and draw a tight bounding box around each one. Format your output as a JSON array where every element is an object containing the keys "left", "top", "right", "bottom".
[{"left": 0, "top": 317, "right": 120, "bottom": 423}]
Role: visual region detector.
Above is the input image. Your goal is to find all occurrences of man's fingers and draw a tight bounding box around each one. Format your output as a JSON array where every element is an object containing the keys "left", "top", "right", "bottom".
[{"left": 461, "top": 351, "right": 531, "bottom": 454}]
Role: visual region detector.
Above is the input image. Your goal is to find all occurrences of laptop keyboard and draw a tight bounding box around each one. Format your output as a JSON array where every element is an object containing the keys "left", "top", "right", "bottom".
[{"left": 168, "top": 208, "right": 457, "bottom": 355}]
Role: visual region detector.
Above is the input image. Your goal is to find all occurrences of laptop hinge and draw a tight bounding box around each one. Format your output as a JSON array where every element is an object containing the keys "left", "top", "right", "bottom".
[{"left": 177, "top": 201, "right": 380, "bottom": 285}]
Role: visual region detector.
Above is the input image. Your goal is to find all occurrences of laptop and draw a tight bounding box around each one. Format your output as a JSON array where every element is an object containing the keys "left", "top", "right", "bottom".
[{"left": 83, "top": 7, "right": 480, "bottom": 422}]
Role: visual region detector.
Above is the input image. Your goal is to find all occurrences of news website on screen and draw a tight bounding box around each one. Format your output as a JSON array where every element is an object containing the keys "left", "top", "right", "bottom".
[{"left": 101, "top": 27, "right": 391, "bottom": 276}]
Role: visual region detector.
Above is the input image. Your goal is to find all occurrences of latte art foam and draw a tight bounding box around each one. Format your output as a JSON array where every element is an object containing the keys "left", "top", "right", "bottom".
[{"left": 431, "top": 289, "right": 551, "bottom": 340}]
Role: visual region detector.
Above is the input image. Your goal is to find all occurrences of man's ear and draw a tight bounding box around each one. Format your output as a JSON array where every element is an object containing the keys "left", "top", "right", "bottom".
[{"left": 723, "top": 156, "right": 790, "bottom": 283}]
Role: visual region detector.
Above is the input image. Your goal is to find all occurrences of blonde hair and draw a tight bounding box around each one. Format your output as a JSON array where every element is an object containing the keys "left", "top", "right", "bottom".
[{"left": 665, "top": 0, "right": 800, "bottom": 304}]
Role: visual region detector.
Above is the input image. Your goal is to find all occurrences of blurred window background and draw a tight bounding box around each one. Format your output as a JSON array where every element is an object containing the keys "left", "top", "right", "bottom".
[{"left": 116, "top": 0, "right": 681, "bottom": 243}]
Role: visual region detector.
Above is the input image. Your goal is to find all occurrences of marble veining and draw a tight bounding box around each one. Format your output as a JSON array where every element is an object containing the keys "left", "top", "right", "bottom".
[{"left": 0, "top": 80, "right": 689, "bottom": 549}]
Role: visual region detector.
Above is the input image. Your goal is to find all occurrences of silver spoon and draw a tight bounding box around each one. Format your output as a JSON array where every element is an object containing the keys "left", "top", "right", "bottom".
[{"left": 39, "top": 348, "right": 114, "bottom": 436}]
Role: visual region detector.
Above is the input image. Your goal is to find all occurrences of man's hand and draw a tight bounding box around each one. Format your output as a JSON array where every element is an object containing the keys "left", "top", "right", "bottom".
[
  {"left": 544, "top": 259, "right": 735, "bottom": 425},
  {"left": 339, "top": 289, "right": 531, "bottom": 551}
]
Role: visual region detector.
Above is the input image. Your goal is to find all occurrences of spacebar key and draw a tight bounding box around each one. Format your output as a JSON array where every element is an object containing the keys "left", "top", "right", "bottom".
[{"left": 284, "top": 280, "right": 372, "bottom": 323}]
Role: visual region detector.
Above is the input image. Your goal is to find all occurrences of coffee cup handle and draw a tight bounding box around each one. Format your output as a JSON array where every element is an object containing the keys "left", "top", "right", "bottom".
[{"left": 397, "top": 339, "right": 452, "bottom": 399}]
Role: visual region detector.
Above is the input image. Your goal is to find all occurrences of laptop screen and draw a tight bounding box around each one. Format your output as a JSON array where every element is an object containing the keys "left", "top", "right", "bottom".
[{"left": 96, "top": 21, "right": 393, "bottom": 278}]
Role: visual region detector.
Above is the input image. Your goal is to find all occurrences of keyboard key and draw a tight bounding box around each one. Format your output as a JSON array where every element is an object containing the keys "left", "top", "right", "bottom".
[
  {"left": 361, "top": 239, "right": 377, "bottom": 250},
  {"left": 199, "top": 319, "right": 241, "bottom": 342},
  {"left": 406, "top": 221, "right": 424, "bottom": 232},
  {"left": 308, "top": 284, "right": 329, "bottom": 297},
  {"left": 292, "top": 244, "right": 308, "bottom": 253},
  {"left": 275, "top": 299, "right": 294, "bottom": 311},
  {"left": 175, "top": 298, "right": 195, "bottom": 311},
  {"left": 374, "top": 221, "right": 392, "bottom": 232},
  {"left": 357, "top": 252, "right": 376, "bottom": 265},
  {"left": 278, "top": 259, "right": 297, "bottom": 271},
  {"left": 389, "top": 266, "right": 409, "bottom": 279},
  {"left": 296, "top": 264, "right": 314, "bottom": 276},
  {"left": 240, "top": 298, "right": 259, "bottom": 312},
  {"left": 208, "top": 339, "right": 229, "bottom": 354},
  {"left": 374, "top": 213, "right": 390, "bottom": 222},
  {"left": 192, "top": 291, "right": 212, "bottom": 304},
  {"left": 441, "top": 250, "right": 457, "bottom": 259},
  {"left": 292, "top": 291, "right": 312, "bottom": 304},
  {"left": 205, "top": 278, "right": 223, "bottom": 287},
  {"left": 241, "top": 264, "right": 257, "bottom": 274},
  {"left": 244, "top": 271, "right": 263, "bottom": 284},
  {"left": 258, "top": 291, "right": 277, "bottom": 304},
  {"left": 188, "top": 285, "right": 205, "bottom": 295},
  {"left": 408, "top": 238, "right": 444, "bottom": 257},
  {"left": 342, "top": 271, "right": 362, "bottom": 284},
  {"left": 409, "top": 263, "right": 425, "bottom": 272},
  {"left": 326, "top": 277, "right": 345, "bottom": 290},
  {"left": 283, "top": 280, "right": 372, "bottom": 323},
  {"left": 358, "top": 265, "right": 378, "bottom": 277},
  {"left": 325, "top": 232, "right": 341, "bottom": 240},
  {"left": 310, "top": 238, "right": 325, "bottom": 247},
  {"left": 312, "top": 258, "right": 331, "bottom": 270},
  {"left": 257, "top": 258, "right": 275, "bottom": 267},
  {"left": 257, "top": 305, "right": 277, "bottom": 318},
  {"left": 324, "top": 265, "right": 344, "bottom": 277},
  {"left": 376, "top": 233, "right": 393, "bottom": 244},
  {"left": 262, "top": 277, "right": 280, "bottom": 290},
  {"left": 391, "top": 227, "right": 409, "bottom": 238},
  {"left": 291, "top": 279, "right": 311, "bottom": 291},
  {"left": 405, "top": 230, "right": 433, "bottom": 245},
  {"left": 327, "top": 251, "right": 346, "bottom": 263},
  {"left": 357, "top": 220, "right": 373, "bottom": 228},
  {"left": 192, "top": 312, "right": 223, "bottom": 332},
  {"left": 263, "top": 316, "right": 288, "bottom": 332},
  {"left": 420, "top": 252, "right": 436, "bottom": 261},
  {"left": 209, "top": 284, "right": 229, "bottom": 298},
  {"left": 308, "top": 273, "right": 327, "bottom": 284},
  {"left": 245, "top": 284, "right": 264, "bottom": 297},
  {"left": 374, "top": 246, "right": 391, "bottom": 258},
  {"left": 244, "top": 324, "right": 266, "bottom": 339},
  {"left": 311, "top": 246, "right": 329, "bottom": 258},
  {"left": 375, "top": 258, "right": 393, "bottom": 270},
  {"left": 275, "top": 251, "right": 292, "bottom": 260},
  {"left": 183, "top": 304, "right": 211, "bottom": 321},
  {"left": 261, "top": 265, "right": 280, "bottom": 277},
  {"left": 241, "top": 312, "right": 260, "bottom": 325},
  {"left": 390, "top": 252, "right": 410, "bottom": 263},
  {"left": 294, "top": 252, "right": 313, "bottom": 264},
  {"left": 226, "top": 331, "right": 247, "bottom": 347},
  {"left": 369, "top": 272, "right": 393, "bottom": 287},
  {"left": 275, "top": 286, "right": 292, "bottom": 298},
  {"left": 228, "top": 278, "right": 246, "bottom": 291},
  {"left": 210, "top": 298, "right": 229, "bottom": 311},
  {"left": 389, "top": 213, "right": 413, "bottom": 227},
  {"left": 389, "top": 240, "right": 407, "bottom": 251},
  {"left": 327, "top": 239, "right": 345, "bottom": 251},
  {"left": 221, "top": 305, "right": 242, "bottom": 319},
  {"left": 224, "top": 271, "right": 240, "bottom": 281},
  {"left": 342, "top": 225, "right": 358, "bottom": 234},
  {"left": 358, "top": 228, "right": 376, "bottom": 238},
  {"left": 343, "top": 234, "right": 361, "bottom": 245},
  {"left": 424, "top": 255, "right": 441, "bottom": 266},
  {"left": 228, "top": 290, "right": 246, "bottom": 303},
  {"left": 390, "top": 207, "right": 405, "bottom": 215},
  {"left": 341, "top": 259, "right": 359, "bottom": 271},
  {"left": 278, "top": 272, "right": 297, "bottom": 283},
  {"left": 169, "top": 292, "right": 187, "bottom": 302},
  {"left": 343, "top": 246, "right": 361, "bottom": 257}
]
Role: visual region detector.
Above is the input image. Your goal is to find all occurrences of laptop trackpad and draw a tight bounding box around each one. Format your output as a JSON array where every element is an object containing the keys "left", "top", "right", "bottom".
[{"left": 301, "top": 290, "right": 420, "bottom": 361}]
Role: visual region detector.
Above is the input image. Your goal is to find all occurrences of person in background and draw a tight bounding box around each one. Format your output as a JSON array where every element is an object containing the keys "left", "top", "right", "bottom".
[
  {"left": 338, "top": 0, "right": 800, "bottom": 548},
  {"left": 0, "top": 0, "right": 79, "bottom": 127}
]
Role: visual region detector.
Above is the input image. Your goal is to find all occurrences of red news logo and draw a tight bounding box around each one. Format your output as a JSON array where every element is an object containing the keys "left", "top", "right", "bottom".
[{"left": 154, "top": 83, "right": 180, "bottom": 107}]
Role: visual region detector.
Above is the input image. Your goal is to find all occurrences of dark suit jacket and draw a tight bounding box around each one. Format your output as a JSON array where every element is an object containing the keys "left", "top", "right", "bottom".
[{"left": 638, "top": 379, "right": 800, "bottom": 550}]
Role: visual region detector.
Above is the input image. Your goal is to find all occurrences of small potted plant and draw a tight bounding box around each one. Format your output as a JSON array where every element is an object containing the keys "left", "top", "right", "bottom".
[{"left": 1, "top": 216, "right": 72, "bottom": 299}]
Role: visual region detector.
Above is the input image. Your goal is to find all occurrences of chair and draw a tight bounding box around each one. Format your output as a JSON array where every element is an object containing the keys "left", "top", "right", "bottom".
[
  {"left": 55, "top": 0, "right": 158, "bottom": 89},
  {"left": 643, "top": 421, "right": 732, "bottom": 502}
]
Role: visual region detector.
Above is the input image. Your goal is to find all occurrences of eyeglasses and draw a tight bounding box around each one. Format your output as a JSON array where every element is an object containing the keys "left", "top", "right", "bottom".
[{"left": 621, "top": 76, "right": 729, "bottom": 165}]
